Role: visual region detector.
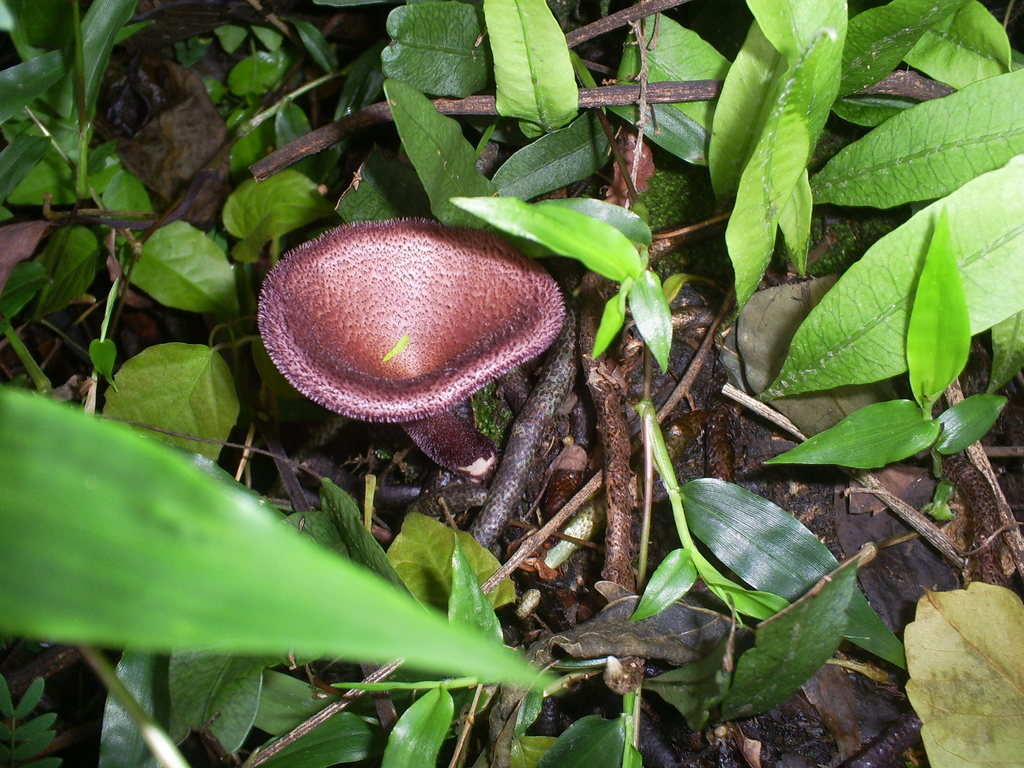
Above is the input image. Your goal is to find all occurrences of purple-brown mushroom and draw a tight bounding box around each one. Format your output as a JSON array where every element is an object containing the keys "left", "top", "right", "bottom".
[{"left": 257, "top": 218, "right": 565, "bottom": 479}]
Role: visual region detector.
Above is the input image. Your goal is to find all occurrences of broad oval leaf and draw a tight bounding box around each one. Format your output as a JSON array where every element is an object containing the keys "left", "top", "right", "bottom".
[
  {"left": 380, "top": 688, "right": 454, "bottom": 768},
  {"left": 382, "top": 2, "right": 489, "bottom": 98},
  {"left": 936, "top": 393, "right": 1007, "bottom": 455},
  {"left": 903, "top": 1, "right": 1011, "bottom": 89},
  {"left": 839, "top": 0, "right": 971, "bottom": 95},
  {"left": 451, "top": 196, "right": 644, "bottom": 282},
  {"left": 906, "top": 583, "right": 1024, "bottom": 768},
  {"left": 135, "top": 221, "right": 239, "bottom": 317},
  {"left": 721, "top": 560, "right": 858, "bottom": 720},
  {"left": 631, "top": 549, "right": 697, "bottom": 622},
  {"left": 681, "top": 479, "right": 906, "bottom": 667},
  {"left": 0, "top": 390, "right": 538, "bottom": 685},
  {"left": 770, "top": 155, "right": 1024, "bottom": 397},
  {"left": 813, "top": 69, "right": 1024, "bottom": 208},
  {"left": 102, "top": 343, "right": 240, "bottom": 461},
  {"left": 766, "top": 399, "right": 940, "bottom": 468},
  {"left": 383, "top": 78, "right": 496, "bottom": 227},
  {"left": 989, "top": 311, "right": 1024, "bottom": 393},
  {"left": 536, "top": 715, "right": 625, "bottom": 768},
  {"left": 492, "top": 113, "right": 610, "bottom": 201},
  {"left": 449, "top": 539, "right": 503, "bottom": 643},
  {"left": 907, "top": 212, "right": 970, "bottom": 406},
  {"left": 483, "top": 0, "right": 578, "bottom": 134},
  {"left": 222, "top": 170, "right": 335, "bottom": 263}
]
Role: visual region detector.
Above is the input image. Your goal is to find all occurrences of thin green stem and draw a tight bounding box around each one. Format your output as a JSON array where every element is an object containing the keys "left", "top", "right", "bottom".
[
  {"left": 79, "top": 647, "right": 191, "bottom": 768},
  {"left": 71, "top": 0, "right": 91, "bottom": 201},
  {"left": 2, "top": 322, "right": 52, "bottom": 392},
  {"left": 241, "top": 72, "right": 343, "bottom": 135}
]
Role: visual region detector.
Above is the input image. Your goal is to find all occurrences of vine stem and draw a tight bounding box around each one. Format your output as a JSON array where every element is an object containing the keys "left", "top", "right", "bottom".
[{"left": 79, "top": 647, "right": 191, "bottom": 768}]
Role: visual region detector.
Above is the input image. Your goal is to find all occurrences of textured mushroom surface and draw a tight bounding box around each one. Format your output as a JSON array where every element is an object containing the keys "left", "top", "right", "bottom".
[{"left": 258, "top": 218, "right": 565, "bottom": 422}]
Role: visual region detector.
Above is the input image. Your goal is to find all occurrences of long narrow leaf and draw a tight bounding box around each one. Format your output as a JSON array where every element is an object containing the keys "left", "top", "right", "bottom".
[{"left": 0, "top": 390, "right": 538, "bottom": 685}]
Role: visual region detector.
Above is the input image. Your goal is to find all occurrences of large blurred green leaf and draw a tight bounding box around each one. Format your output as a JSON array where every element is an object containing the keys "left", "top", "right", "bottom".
[
  {"left": 103, "top": 343, "right": 239, "bottom": 461},
  {"left": 381, "top": 2, "right": 489, "bottom": 98},
  {"left": 682, "top": 479, "right": 905, "bottom": 666},
  {"left": 383, "top": 78, "right": 495, "bottom": 227},
  {"left": 483, "top": 0, "right": 578, "bottom": 134},
  {"left": 0, "top": 390, "right": 539, "bottom": 684},
  {"left": 813, "top": 69, "right": 1024, "bottom": 208},
  {"left": 770, "top": 155, "right": 1024, "bottom": 397},
  {"left": 134, "top": 221, "right": 239, "bottom": 317},
  {"left": 906, "top": 583, "right": 1024, "bottom": 768},
  {"left": 222, "top": 170, "right": 335, "bottom": 262},
  {"left": 721, "top": 560, "right": 857, "bottom": 720},
  {"left": 903, "top": 1, "right": 1010, "bottom": 89},
  {"left": 840, "top": 0, "right": 970, "bottom": 95}
]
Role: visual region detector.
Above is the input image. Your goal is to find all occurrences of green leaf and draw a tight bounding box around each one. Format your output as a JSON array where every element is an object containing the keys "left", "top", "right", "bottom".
[
  {"left": 0, "top": 262, "right": 48, "bottom": 319},
  {"left": 0, "top": 135, "right": 49, "bottom": 204},
  {"left": 253, "top": 671, "right": 328, "bottom": 736},
  {"left": 290, "top": 17, "right": 338, "bottom": 73},
  {"left": 907, "top": 212, "right": 970, "bottom": 406},
  {"left": 0, "top": 50, "right": 65, "bottom": 126},
  {"left": 222, "top": 170, "right": 336, "bottom": 263},
  {"left": 227, "top": 49, "right": 290, "bottom": 97},
  {"left": 102, "top": 343, "right": 240, "bottom": 461},
  {"left": 387, "top": 513, "right": 516, "bottom": 611},
  {"left": 631, "top": 549, "right": 697, "bottom": 622},
  {"left": 936, "top": 394, "right": 1007, "bottom": 455},
  {"left": 771, "top": 156, "right": 1024, "bottom": 397},
  {"left": 451, "top": 196, "right": 644, "bottom": 282},
  {"left": 89, "top": 338, "right": 117, "bottom": 383},
  {"left": 614, "top": 15, "right": 729, "bottom": 164},
  {"left": 380, "top": 688, "right": 454, "bottom": 768},
  {"left": 80, "top": 0, "right": 137, "bottom": 116},
  {"left": 382, "top": 78, "right": 496, "bottom": 226},
  {"left": 492, "top": 113, "right": 610, "bottom": 201},
  {"left": 483, "top": 0, "right": 578, "bottom": 134},
  {"left": 536, "top": 715, "right": 625, "bottom": 768},
  {"left": 98, "top": 652, "right": 166, "bottom": 768},
  {"left": 646, "top": 634, "right": 732, "bottom": 731},
  {"left": 682, "top": 479, "right": 906, "bottom": 667},
  {"left": 33, "top": 225, "right": 100, "bottom": 317},
  {"left": 724, "top": 22, "right": 844, "bottom": 307},
  {"left": 0, "top": 674, "right": 11, "bottom": 717},
  {"left": 12, "top": 678, "right": 44, "bottom": 719},
  {"left": 904, "top": 1, "right": 1011, "bottom": 89},
  {"left": 260, "top": 711, "right": 382, "bottom": 768},
  {"left": 449, "top": 539, "right": 503, "bottom": 643},
  {"left": 628, "top": 270, "right": 673, "bottom": 372},
  {"left": 511, "top": 735, "right": 557, "bottom": 768},
  {"left": 101, "top": 169, "right": 153, "bottom": 213},
  {"left": 169, "top": 652, "right": 267, "bottom": 753},
  {"left": 535, "top": 199, "right": 651, "bottom": 246},
  {"left": 839, "top": 0, "right": 971, "bottom": 95},
  {"left": 0, "top": 390, "right": 539, "bottom": 685},
  {"left": 381, "top": 2, "right": 489, "bottom": 98},
  {"left": 767, "top": 400, "right": 940, "bottom": 468},
  {"left": 320, "top": 480, "right": 407, "bottom": 592},
  {"left": 906, "top": 583, "right": 1024, "bottom": 768},
  {"left": 135, "top": 221, "right": 239, "bottom": 317},
  {"left": 592, "top": 287, "right": 628, "bottom": 360},
  {"left": 720, "top": 560, "right": 858, "bottom": 720},
  {"left": 989, "top": 311, "right": 1024, "bottom": 393},
  {"left": 813, "top": 69, "right": 1024, "bottom": 208}
]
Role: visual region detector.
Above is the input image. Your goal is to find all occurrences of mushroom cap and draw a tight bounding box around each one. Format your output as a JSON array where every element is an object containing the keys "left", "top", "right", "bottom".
[{"left": 258, "top": 218, "right": 565, "bottom": 422}]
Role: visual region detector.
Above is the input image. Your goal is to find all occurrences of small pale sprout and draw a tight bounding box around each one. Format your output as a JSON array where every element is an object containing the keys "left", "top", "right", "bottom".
[{"left": 382, "top": 334, "right": 411, "bottom": 364}]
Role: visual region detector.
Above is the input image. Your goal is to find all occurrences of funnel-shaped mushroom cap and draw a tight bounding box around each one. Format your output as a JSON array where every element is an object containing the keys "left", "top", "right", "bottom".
[{"left": 258, "top": 219, "right": 565, "bottom": 423}]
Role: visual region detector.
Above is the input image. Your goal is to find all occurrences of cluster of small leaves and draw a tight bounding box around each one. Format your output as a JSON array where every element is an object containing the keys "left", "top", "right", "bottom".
[{"left": 0, "top": 676, "right": 60, "bottom": 768}]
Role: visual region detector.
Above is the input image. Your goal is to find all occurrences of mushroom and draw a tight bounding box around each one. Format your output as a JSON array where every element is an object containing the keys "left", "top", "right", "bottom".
[{"left": 257, "top": 218, "right": 565, "bottom": 479}]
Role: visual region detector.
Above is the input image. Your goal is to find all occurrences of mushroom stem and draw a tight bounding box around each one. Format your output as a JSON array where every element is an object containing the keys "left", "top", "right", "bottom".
[{"left": 402, "top": 407, "right": 497, "bottom": 481}]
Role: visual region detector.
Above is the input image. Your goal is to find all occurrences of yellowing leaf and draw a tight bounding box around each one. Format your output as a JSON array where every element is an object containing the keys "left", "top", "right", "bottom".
[{"left": 906, "top": 583, "right": 1024, "bottom": 768}]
